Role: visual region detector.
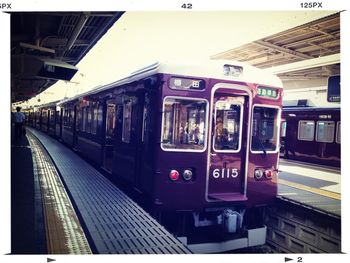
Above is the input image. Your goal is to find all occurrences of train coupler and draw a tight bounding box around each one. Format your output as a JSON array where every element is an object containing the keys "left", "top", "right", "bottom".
[{"left": 192, "top": 208, "right": 244, "bottom": 234}]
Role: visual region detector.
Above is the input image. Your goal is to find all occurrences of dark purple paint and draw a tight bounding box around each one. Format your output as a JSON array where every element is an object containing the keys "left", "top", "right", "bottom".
[{"left": 281, "top": 107, "right": 340, "bottom": 167}]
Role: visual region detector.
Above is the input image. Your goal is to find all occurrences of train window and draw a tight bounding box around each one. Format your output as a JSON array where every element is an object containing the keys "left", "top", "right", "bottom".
[
  {"left": 298, "top": 121, "right": 315, "bottom": 141},
  {"left": 63, "top": 108, "right": 71, "bottom": 128},
  {"left": 77, "top": 108, "right": 82, "bottom": 131},
  {"left": 316, "top": 121, "right": 335, "bottom": 143},
  {"left": 251, "top": 106, "right": 279, "bottom": 152},
  {"left": 50, "top": 110, "right": 55, "bottom": 125},
  {"left": 161, "top": 97, "right": 208, "bottom": 151},
  {"left": 142, "top": 94, "right": 150, "bottom": 143},
  {"left": 281, "top": 121, "right": 287, "bottom": 137},
  {"left": 56, "top": 110, "right": 60, "bottom": 126},
  {"left": 106, "top": 104, "right": 116, "bottom": 139},
  {"left": 42, "top": 110, "right": 47, "bottom": 123},
  {"left": 87, "top": 106, "right": 92, "bottom": 133},
  {"left": 62, "top": 109, "right": 67, "bottom": 126},
  {"left": 91, "top": 106, "right": 98, "bottom": 135},
  {"left": 122, "top": 101, "right": 132, "bottom": 143},
  {"left": 69, "top": 109, "right": 74, "bottom": 129},
  {"left": 82, "top": 107, "right": 87, "bottom": 132},
  {"left": 336, "top": 122, "right": 341, "bottom": 144},
  {"left": 97, "top": 105, "right": 103, "bottom": 132},
  {"left": 213, "top": 99, "right": 242, "bottom": 152}
]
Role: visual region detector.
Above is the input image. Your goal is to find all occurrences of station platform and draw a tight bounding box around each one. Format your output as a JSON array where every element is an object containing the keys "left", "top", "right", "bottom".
[
  {"left": 11, "top": 127, "right": 46, "bottom": 254},
  {"left": 278, "top": 159, "right": 341, "bottom": 218},
  {"left": 11, "top": 127, "right": 191, "bottom": 254}
]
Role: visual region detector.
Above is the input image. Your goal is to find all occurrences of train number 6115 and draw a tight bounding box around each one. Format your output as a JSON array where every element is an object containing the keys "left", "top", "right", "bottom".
[{"left": 213, "top": 168, "right": 239, "bottom": 179}]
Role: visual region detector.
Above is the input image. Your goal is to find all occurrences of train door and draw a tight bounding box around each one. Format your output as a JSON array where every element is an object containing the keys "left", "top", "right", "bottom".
[
  {"left": 134, "top": 91, "right": 156, "bottom": 192},
  {"left": 102, "top": 99, "right": 116, "bottom": 173},
  {"left": 113, "top": 94, "right": 139, "bottom": 185},
  {"left": 207, "top": 87, "right": 249, "bottom": 202}
]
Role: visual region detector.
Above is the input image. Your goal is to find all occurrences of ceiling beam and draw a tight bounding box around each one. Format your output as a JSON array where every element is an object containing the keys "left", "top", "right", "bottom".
[
  {"left": 253, "top": 40, "right": 313, "bottom": 59},
  {"left": 65, "top": 13, "right": 90, "bottom": 51},
  {"left": 308, "top": 26, "right": 338, "bottom": 39},
  {"left": 20, "top": 42, "right": 56, "bottom": 54},
  {"left": 264, "top": 53, "right": 340, "bottom": 75}
]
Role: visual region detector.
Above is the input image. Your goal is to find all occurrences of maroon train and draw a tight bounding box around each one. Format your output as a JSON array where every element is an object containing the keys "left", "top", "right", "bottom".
[
  {"left": 280, "top": 106, "right": 340, "bottom": 168},
  {"left": 28, "top": 60, "right": 283, "bottom": 252}
]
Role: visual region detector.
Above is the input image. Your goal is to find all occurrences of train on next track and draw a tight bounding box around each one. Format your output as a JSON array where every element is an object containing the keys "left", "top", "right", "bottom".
[
  {"left": 27, "top": 60, "right": 283, "bottom": 252},
  {"left": 280, "top": 106, "right": 340, "bottom": 168}
]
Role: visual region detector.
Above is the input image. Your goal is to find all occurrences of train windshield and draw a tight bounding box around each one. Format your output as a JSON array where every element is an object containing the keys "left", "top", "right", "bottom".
[
  {"left": 214, "top": 99, "right": 242, "bottom": 151},
  {"left": 162, "top": 97, "right": 207, "bottom": 151},
  {"left": 251, "top": 106, "right": 279, "bottom": 152}
]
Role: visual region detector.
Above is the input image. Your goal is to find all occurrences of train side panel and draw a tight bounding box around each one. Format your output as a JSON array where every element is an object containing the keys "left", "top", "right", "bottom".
[{"left": 281, "top": 107, "right": 340, "bottom": 167}]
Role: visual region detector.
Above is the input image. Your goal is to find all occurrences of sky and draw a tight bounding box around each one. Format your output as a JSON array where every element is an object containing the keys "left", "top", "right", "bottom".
[{"left": 28, "top": 11, "right": 337, "bottom": 105}]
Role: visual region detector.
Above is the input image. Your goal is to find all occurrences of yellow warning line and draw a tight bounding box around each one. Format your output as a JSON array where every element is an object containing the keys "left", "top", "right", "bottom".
[{"left": 279, "top": 179, "right": 341, "bottom": 200}]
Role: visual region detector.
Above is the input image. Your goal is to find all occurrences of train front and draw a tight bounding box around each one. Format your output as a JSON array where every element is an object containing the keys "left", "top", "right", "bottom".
[{"left": 153, "top": 61, "right": 283, "bottom": 251}]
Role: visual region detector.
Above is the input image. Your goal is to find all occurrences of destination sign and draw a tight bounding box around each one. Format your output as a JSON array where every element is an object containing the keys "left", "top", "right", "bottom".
[
  {"left": 257, "top": 86, "right": 278, "bottom": 99},
  {"left": 169, "top": 77, "right": 205, "bottom": 90}
]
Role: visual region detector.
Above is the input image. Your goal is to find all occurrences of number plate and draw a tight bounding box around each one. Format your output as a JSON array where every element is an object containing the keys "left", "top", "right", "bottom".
[{"left": 212, "top": 168, "right": 239, "bottom": 179}]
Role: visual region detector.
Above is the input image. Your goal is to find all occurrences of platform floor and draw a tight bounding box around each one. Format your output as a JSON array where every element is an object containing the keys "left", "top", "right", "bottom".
[
  {"left": 27, "top": 132, "right": 92, "bottom": 254},
  {"left": 11, "top": 126, "right": 47, "bottom": 254},
  {"left": 278, "top": 159, "right": 341, "bottom": 217},
  {"left": 27, "top": 128, "right": 191, "bottom": 254}
]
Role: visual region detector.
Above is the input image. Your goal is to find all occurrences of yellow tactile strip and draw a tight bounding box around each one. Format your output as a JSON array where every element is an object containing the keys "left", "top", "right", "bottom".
[
  {"left": 28, "top": 132, "right": 92, "bottom": 254},
  {"left": 278, "top": 179, "right": 341, "bottom": 201}
]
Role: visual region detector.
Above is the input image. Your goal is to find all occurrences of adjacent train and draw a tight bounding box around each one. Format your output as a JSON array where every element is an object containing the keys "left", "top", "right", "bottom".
[
  {"left": 28, "top": 60, "right": 283, "bottom": 251},
  {"left": 280, "top": 106, "right": 340, "bottom": 168}
]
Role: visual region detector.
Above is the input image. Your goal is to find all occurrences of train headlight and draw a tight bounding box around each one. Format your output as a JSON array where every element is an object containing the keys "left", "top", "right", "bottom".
[
  {"left": 183, "top": 169, "right": 193, "bottom": 181},
  {"left": 264, "top": 169, "right": 273, "bottom": 179},
  {"left": 169, "top": 170, "right": 180, "bottom": 181},
  {"left": 254, "top": 169, "right": 263, "bottom": 180}
]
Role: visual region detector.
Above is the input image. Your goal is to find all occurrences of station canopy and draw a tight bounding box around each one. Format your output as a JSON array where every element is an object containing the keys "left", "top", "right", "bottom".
[
  {"left": 11, "top": 12, "right": 124, "bottom": 103},
  {"left": 211, "top": 12, "right": 340, "bottom": 82}
]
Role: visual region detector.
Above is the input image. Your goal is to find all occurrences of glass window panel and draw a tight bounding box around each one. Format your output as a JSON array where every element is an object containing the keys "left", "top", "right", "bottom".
[
  {"left": 162, "top": 98, "right": 207, "bottom": 151},
  {"left": 122, "top": 101, "right": 132, "bottom": 143},
  {"left": 316, "top": 121, "right": 335, "bottom": 143},
  {"left": 336, "top": 121, "right": 340, "bottom": 144},
  {"left": 69, "top": 109, "right": 74, "bottom": 128},
  {"left": 91, "top": 106, "right": 98, "bottom": 134},
  {"left": 281, "top": 121, "right": 287, "bottom": 137},
  {"left": 251, "top": 106, "right": 279, "bottom": 152},
  {"left": 50, "top": 110, "right": 55, "bottom": 125},
  {"left": 142, "top": 100, "right": 148, "bottom": 143},
  {"left": 106, "top": 104, "right": 116, "bottom": 139},
  {"left": 214, "top": 99, "right": 241, "bottom": 151},
  {"left": 87, "top": 106, "right": 92, "bottom": 133},
  {"left": 97, "top": 105, "right": 103, "bottom": 131},
  {"left": 298, "top": 120, "right": 315, "bottom": 141},
  {"left": 77, "top": 108, "right": 82, "bottom": 131},
  {"left": 82, "top": 107, "right": 87, "bottom": 132}
]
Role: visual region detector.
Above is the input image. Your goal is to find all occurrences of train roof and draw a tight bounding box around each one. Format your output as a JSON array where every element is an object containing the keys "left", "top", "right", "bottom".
[
  {"left": 58, "top": 59, "right": 283, "bottom": 105},
  {"left": 283, "top": 106, "right": 340, "bottom": 112},
  {"left": 36, "top": 100, "right": 61, "bottom": 109}
]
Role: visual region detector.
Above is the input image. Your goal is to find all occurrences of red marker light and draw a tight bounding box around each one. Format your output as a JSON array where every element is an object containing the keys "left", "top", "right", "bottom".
[
  {"left": 264, "top": 169, "right": 273, "bottom": 179},
  {"left": 169, "top": 170, "right": 180, "bottom": 181}
]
